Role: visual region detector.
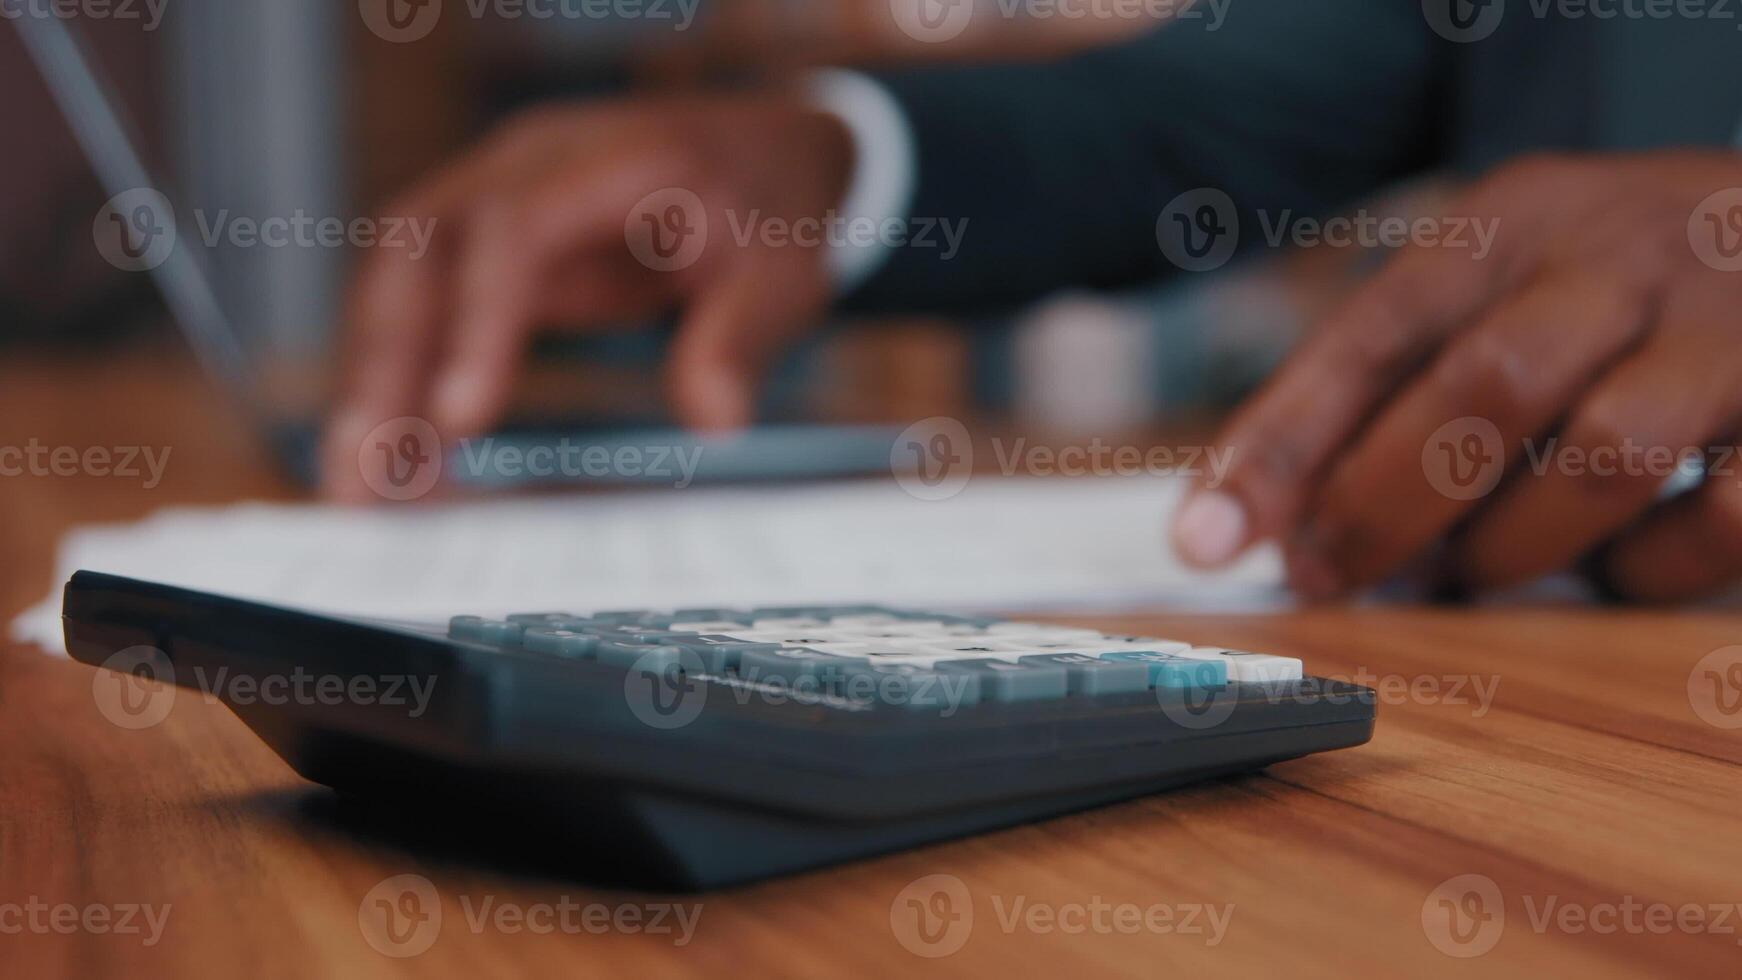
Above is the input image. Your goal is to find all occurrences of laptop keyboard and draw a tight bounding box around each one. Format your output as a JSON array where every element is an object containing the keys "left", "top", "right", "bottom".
[{"left": 449, "top": 606, "right": 1304, "bottom": 707}]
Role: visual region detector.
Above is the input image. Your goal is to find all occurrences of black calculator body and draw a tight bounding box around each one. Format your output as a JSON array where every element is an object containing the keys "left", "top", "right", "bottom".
[{"left": 63, "top": 571, "right": 1375, "bottom": 890}]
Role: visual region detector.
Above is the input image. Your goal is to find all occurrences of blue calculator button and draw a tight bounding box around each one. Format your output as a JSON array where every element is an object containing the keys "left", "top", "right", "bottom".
[
  {"left": 611, "top": 629, "right": 706, "bottom": 646},
  {"left": 935, "top": 660, "right": 1069, "bottom": 702},
  {"left": 838, "top": 661, "right": 983, "bottom": 710},
  {"left": 522, "top": 628, "right": 600, "bottom": 659},
  {"left": 671, "top": 636, "right": 781, "bottom": 673},
  {"left": 449, "top": 617, "right": 524, "bottom": 647},
  {"left": 507, "top": 613, "right": 580, "bottom": 628},
  {"left": 1019, "top": 654, "right": 1149, "bottom": 696},
  {"left": 673, "top": 609, "right": 752, "bottom": 624},
  {"left": 596, "top": 642, "right": 691, "bottom": 671},
  {"left": 1102, "top": 652, "right": 1228, "bottom": 689},
  {"left": 592, "top": 610, "right": 658, "bottom": 624}
]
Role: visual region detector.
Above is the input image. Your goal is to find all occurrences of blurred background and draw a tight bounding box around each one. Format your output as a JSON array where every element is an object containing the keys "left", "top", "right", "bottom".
[{"left": 2, "top": 0, "right": 1415, "bottom": 441}]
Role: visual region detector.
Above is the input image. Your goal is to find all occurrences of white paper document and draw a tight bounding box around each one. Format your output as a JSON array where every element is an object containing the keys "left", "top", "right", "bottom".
[{"left": 14, "top": 475, "right": 1286, "bottom": 655}]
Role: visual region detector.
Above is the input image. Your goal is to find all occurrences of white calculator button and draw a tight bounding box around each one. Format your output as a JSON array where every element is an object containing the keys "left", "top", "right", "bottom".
[
  {"left": 861, "top": 621, "right": 951, "bottom": 635},
  {"left": 858, "top": 646, "right": 954, "bottom": 660},
  {"left": 986, "top": 624, "right": 1104, "bottom": 639},
  {"left": 1074, "top": 637, "right": 1191, "bottom": 655},
  {"left": 671, "top": 621, "right": 753, "bottom": 634},
  {"left": 827, "top": 614, "right": 905, "bottom": 627},
  {"left": 908, "top": 641, "right": 1035, "bottom": 662},
  {"left": 1181, "top": 647, "right": 1304, "bottom": 683},
  {"left": 737, "top": 631, "right": 856, "bottom": 646},
  {"left": 749, "top": 617, "right": 830, "bottom": 630}
]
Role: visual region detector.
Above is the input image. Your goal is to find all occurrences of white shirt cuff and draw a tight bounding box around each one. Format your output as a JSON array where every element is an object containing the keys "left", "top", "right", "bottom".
[{"left": 805, "top": 69, "right": 919, "bottom": 295}]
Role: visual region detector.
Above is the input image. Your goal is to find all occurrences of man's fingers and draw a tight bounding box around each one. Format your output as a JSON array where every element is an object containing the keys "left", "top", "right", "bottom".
[
  {"left": 1174, "top": 238, "right": 1513, "bottom": 568},
  {"left": 664, "top": 251, "right": 830, "bottom": 433},
  {"left": 430, "top": 202, "right": 542, "bottom": 438},
  {"left": 1286, "top": 270, "right": 1654, "bottom": 594},
  {"left": 1450, "top": 294, "right": 1742, "bottom": 591},
  {"left": 1599, "top": 453, "right": 1742, "bottom": 602},
  {"left": 320, "top": 241, "right": 447, "bottom": 502}
]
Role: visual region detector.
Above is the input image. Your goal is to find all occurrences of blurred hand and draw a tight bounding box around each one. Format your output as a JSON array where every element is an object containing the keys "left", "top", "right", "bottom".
[
  {"left": 1173, "top": 151, "right": 1742, "bottom": 602},
  {"left": 321, "top": 95, "right": 853, "bottom": 502}
]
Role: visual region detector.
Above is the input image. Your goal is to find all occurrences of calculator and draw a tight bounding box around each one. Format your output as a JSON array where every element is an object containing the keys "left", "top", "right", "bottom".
[{"left": 63, "top": 571, "right": 1375, "bottom": 890}]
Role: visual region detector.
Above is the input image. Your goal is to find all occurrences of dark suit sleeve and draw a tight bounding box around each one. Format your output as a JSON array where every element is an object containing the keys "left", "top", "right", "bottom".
[{"left": 843, "top": 0, "right": 1450, "bottom": 314}]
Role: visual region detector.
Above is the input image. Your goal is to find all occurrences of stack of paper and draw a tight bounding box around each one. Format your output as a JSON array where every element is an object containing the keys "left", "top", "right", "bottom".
[{"left": 15, "top": 476, "right": 1285, "bottom": 655}]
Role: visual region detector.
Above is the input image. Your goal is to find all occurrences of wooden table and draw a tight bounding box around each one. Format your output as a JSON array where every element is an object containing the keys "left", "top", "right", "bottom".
[{"left": 4, "top": 350, "right": 1740, "bottom": 979}]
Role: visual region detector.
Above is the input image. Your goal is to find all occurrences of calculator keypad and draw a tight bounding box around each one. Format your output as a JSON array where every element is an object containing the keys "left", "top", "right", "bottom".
[{"left": 447, "top": 607, "right": 1305, "bottom": 705}]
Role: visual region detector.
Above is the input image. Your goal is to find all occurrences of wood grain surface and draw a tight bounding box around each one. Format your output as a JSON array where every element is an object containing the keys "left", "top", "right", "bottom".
[{"left": 4, "top": 351, "right": 1740, "bottom": 978}]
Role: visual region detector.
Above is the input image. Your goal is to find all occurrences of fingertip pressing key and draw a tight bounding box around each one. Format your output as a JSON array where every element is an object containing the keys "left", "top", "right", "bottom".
[{"left": 1172, "top": 490, "right": 1250, "bottom": 568}]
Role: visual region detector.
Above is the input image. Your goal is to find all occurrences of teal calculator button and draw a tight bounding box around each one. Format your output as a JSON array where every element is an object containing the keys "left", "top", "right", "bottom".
[
  {"left": 1103, "top": 652, "right": 1228, "bottom": 689},
  {"left": 1018, "top": 654, "right": 1149, "bottom": 696},
  {"left": 523, "top": 628, "right": 600, "bottom": 659}
]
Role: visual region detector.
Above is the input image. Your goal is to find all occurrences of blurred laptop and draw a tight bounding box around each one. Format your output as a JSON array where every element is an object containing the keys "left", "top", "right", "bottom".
[{"left": 15, "top": 13, "right": 898, "bottom": 490}]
